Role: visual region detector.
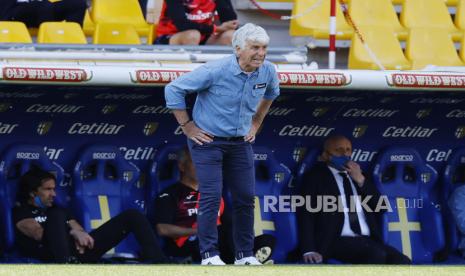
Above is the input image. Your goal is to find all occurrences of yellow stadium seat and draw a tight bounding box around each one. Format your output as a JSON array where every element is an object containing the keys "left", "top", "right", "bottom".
[
  {"left": 406, "top": 27, "right": 464, "bottom": 69},
  {"left": 289, "top": 0, "right": 353, "bottom": 39},
  {"left": 445, "top": 0, "right": 459, "bottom": 6},
  {"left": 455, "top": 0, "right": 465, "bottom": 29},
  {"left": 38, "top": 22, "right": 87, "bottom": 44},
  {"left": 93, "top": 23, "right": 141, "bottom": 45},
  {"left": 91, "top": 0, "right": 154, "bottom": 44},
  {"left": 400, "top": 0, "right": 462, "bottom": 41},
  {"left": 349, "top": 0, "right": 408, "bottom": 40},
  {"left": 83, "top": 9, "right": 95, "bottom": 36},
  {"left": 391, "top": 0, "right": 404, "bottom": 4},
  {"left": 348, "top": 26, "right": 410, "bottom": 70},
  {"left": 0, "top": 21, "right": 32, "bottom": 43}
]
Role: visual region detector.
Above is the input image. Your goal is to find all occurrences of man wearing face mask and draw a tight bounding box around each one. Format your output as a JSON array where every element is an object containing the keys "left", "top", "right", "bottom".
[
  {"left": 297, "top": 135, "right": 410, "bottom": 264},
  {"left": 13, "top": 168, "right": 168, "bottom": 263}
]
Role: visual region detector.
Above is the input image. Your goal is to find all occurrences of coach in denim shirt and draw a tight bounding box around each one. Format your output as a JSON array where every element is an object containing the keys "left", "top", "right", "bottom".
[{"left": 165, "top": 23, "right": 279, "bottom": 265}]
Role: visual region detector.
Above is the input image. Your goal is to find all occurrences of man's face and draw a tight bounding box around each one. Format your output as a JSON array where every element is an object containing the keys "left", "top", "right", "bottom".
[
  {"left": 322, "top": 138, "right": 353, "bottom": 162},
  {"left": 236, "top": 40, "right": 268, "bottom": 72},
  {"left": 33, "top": 179, "right": 56, "bottom": 207}
]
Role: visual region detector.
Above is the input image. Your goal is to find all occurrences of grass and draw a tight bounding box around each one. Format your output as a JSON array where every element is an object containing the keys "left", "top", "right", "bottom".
[{"left": 0, "top": 265, "right": 464, "bottom": 276}]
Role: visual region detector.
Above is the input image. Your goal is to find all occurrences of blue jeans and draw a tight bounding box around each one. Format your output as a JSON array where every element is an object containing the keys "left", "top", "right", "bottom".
[{"left": 187, "top": 139, "right": 255, "bottom": 260}]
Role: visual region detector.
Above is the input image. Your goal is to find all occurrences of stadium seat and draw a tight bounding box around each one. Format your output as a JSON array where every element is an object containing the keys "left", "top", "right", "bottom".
[
  {"left": 72, "top": 144, "right": 144, "bottom": 258},
  {"left": 37, "top": 22, "right": 87, "bottom": 44},
  {"left": 0, "top": 144, "right": 65, "bottom": 255},
  {"left": 83, "top": 9, "right": 95, "bottom": 36},
  {"left": 147, "top": 144, "right": 183, "bottom": 221},
  {"left": 372, "top": 147, "right": 445, "bottom": 263},
  {"left": 289, "top": 0, "right": 353, "bottom": 40},
  {"left": 0, "top": 21, "right": 32, "bottom": 43},
  {"left": 348, "top": 0, "right": 408, "bottom": 40},
  {"left": 455, "top": 0, "right": 465, "bottom": 30},
  {"left": 93, "top": 23, "right": 141, "bottom": 45},
  {"left": 441, "top": 148, "right": 465, "bottom": 257},
  {"left": 405, "top": 27, "right": 465, "bottom": 70},
  {"left": 91, "top": 0, "right": 154, "bottom": 44},
  {"left": 295, "top": 148, "right": 320, "bottom": 192},
  {"left": 252, "top": 146, "right": 296, "bottom": 263},
  {"left": 348, "top": 26, "right": 411, "bottom": 70},
  {"left": 400, "top": 0, "right": 462, "bottom": 41}
]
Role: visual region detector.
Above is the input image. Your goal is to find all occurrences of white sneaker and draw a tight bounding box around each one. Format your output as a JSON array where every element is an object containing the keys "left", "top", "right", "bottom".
[
  {"left": 234, "top": 256, "right": 262, "bottom": 265},
  {"left": 201, "top": 255, "right": 226, "bottom": 265}
]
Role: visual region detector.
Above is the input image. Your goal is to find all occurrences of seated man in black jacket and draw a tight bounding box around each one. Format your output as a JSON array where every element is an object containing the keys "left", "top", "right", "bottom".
[
  {"left": 297, "top": 135, "right": 411, "bottom": 264},
  {"left": 13, "top": 168, "right": 168, "bottom": 263},
  {"left": 155, "top": 0, "right": 238, "bottom": 45}
]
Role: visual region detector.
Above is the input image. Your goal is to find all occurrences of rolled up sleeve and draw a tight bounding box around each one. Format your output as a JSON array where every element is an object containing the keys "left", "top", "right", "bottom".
[
  {"left": 165, "top": 65, "right": 213, "bottom": 110},
  {"left": 264, "top": 65, "right": 280, "bottom": 101}
]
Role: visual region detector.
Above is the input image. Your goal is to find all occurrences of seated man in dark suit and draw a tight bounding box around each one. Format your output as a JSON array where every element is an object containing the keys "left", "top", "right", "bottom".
[{"left": 297, "top": 135, "right": 410, "bottom": 264}]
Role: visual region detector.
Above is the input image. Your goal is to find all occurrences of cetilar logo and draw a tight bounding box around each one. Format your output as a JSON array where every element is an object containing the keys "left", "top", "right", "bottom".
[
  {"left": 455, "top": 126, "right": 465, "bottom": 139},
  {"left": 352, "top": 125, "right": 368, "bottom": 138},
  {"left": 101, "top": 105, "right": 118, "bottom": 114},
  {"left": 143, "top": 122, "right": 159, "bottom": 136},
  {"left": 37, "top": 121, "right": 53, "bottom": 135}
]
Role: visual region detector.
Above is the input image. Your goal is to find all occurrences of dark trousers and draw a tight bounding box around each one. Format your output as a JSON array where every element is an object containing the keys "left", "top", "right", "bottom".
[
  {"left": 43, "top": 208, "right": 167, "bottom": 263},
  {"left": 328, "top": 236, "right": 411, "bottom": 264},
  {"left": 9, "top": 0, "right": 86, "bottom": 28},
  {"left": 188, "top": 139, "right": 255, "bottom": 260}
]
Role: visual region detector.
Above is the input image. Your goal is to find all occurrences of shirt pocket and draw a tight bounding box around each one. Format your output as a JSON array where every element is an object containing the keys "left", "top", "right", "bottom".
[{"left": 252, "top": 87, "right": 266, "bottom": 97}]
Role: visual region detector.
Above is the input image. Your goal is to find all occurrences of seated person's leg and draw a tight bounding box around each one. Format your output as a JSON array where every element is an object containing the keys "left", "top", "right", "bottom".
[
  {"left": 52, "top": 0, "right": 87, "bottom": 25},
  {"left": 43, "top": 207, "right": 76, "bottom": 263},
  {"left": 205, "top": 29, "right": 234, "bottom": 46},
  {"left": 81, "top": 209, "right": 167, "bottom": 263},
  {"left": 169, "top": 30, "right": 202, "bottom": 45},
  {"left": 329, "top": 237, "right": 389, "bottom": 264},
  {"left": 12, "top": 1, "right": 54, "bottom": 27}
]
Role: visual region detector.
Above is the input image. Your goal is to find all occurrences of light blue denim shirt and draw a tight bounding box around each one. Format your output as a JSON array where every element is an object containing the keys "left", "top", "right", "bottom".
[
  {"left": 449, "top": 185, "right": 465, "bottom": 257},
  {"left": 165, "top": 54, "right": 280, "bottom": 137}
]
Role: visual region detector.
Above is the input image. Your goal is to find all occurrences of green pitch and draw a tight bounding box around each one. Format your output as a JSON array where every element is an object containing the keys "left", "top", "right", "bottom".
[{"left": 0, "top": 265, "right": 464, "bottom": 276}]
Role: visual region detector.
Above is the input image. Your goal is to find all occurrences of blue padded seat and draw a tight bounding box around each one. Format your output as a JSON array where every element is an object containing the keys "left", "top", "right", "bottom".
[
  {"left": 72, "top": 144, "right": 143, "bottom": 259},
  {"left": 372, "top": 147, "right": 445, "bottom": 263}
]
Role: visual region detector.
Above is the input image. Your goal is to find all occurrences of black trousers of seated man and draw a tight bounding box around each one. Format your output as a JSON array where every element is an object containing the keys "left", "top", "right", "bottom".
[
  {"left": 327, "top": 236, "right": 411, "bottom": 264},
  {"left": 9, "top": 0, "right": 86, "bottom": 28},
  {"left": 42, "top": 208, "right": 167, "bottom": 263}
]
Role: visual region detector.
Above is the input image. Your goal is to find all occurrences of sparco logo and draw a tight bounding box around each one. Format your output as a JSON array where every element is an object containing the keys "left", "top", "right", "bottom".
[
  {"left": 416, "top": 109, "right": 431, "bottom": 119},
  {"left": 382, "top": 126, "right": 438, "bottom": 138},
  {"left": 101, "top": 105, "right": 118, "bottom": 114},
  {"left": 455, "top": 126, "right": 465, "bottom": 139},
  {"left": 410, "top": 98, "right": 463, "bottom": 104},
  {"left": 312, "top": 107, "right": 330, "bottom": 117},
  {"left": 390, "top": 155, "right": 414, "bottom": 162},
  {"left": 143, "top": 122, "right": 159, "bottom": 136},
  {"left": 254, "top": 154, "right": 268, "bottom": 161},
  {"left": 16, "top": 152, "right": 40, "bottom": 159},
  {"left": 37, "top": 121, "right": 53, "bottom": 135},
  {"left": 92, "top": 152, "right": 116, "bottom": 160},
  {"left": 352, "top": 125, "right": 368, "bottom": 138}
]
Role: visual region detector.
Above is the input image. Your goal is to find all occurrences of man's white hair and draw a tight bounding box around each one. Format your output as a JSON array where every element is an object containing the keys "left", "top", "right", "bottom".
[{"left": 232, "top": 23, "right": 270, "bottom": 52}]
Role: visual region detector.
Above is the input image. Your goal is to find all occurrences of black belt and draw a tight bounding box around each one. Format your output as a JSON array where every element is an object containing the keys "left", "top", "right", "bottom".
[{"left": 213, "top": 136, "right": 245, "bottom": 141}]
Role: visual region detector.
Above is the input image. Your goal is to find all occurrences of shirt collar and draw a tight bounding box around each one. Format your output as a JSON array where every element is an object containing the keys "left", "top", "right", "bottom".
[{"left": 230, "top": 55, "right": 263, "bottom": 76}]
